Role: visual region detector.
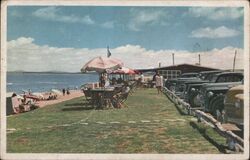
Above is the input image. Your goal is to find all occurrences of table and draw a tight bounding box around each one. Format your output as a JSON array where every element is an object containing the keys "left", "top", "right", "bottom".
[{"left": 90, "top": 87, "right": 115, "bottom": 109}]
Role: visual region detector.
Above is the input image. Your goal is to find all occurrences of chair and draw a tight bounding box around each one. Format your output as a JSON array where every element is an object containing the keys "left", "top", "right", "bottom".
[
  {"left": 112, "top": 90, "right": 130, "bottom": 108},
  {"left": 82, "top": 88, "right": 92, "bottom": 103}
]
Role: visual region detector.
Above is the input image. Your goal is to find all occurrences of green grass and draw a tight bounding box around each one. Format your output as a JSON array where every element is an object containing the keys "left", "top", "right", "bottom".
[{"left": 7, "top": 88, "right": 227, "bottom": 153}]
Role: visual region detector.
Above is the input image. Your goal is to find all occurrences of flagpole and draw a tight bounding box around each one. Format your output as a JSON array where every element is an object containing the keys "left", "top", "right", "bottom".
[
  {"left": 233, "top": 50, "right": 237, "bottom": 72},
  {"left": 107, "top": 45, "right": 111, "bottom": 58}
]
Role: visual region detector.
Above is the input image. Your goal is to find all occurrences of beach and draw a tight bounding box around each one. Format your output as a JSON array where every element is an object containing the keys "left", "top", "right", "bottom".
[{"left": 36, "top": 90, "right": 84, "bottom": 108}]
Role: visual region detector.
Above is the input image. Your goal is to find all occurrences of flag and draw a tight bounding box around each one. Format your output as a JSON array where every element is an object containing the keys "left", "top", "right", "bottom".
[{"left": 107, "top": 46, "right": 111, "bottom": 57}]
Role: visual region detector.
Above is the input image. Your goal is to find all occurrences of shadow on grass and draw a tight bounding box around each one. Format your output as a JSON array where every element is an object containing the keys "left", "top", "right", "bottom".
[
  {"left": 62, "top": 106, "right": 95, "bottom": 111},
  {"left": 189, "top": 121, "right": 228, "bottom": 153},
  {"left": 64, "top": 102, "right": 90, "bottom": 106},
  {"left": 62, "top": 102, "right": 95, "bottom": 111}
]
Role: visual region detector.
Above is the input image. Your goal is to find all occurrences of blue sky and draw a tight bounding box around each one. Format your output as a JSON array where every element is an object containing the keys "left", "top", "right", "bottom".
[
  {"left": 8, "top": 6, "right": 243, "bottom": 51},
  {"left": 7, "top": 6, "right": 245, "bottom": 72}
]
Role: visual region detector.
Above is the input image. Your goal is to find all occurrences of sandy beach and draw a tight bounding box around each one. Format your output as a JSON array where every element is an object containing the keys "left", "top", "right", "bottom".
[{"left": 36, "top": 90, "right": 84, "bottom": 108}]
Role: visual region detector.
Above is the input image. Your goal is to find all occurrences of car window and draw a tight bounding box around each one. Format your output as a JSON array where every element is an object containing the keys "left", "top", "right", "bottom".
[
  {"left": 216, "top": 76, "right": 226, "bottom": 82},
  {"left": 228, "top": 75, "right": 243, "bottom": 82},
  {"left": 211, "top": 75, "right": 218, "bottom": 82}
]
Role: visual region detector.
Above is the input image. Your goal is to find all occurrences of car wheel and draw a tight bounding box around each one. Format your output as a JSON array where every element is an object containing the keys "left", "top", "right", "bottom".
[
  {"left": 189, "top": 92, "right": 199, "bottom": 108},
  {"left": 211, "top": 95, "right": 225, "bottom": 117}
]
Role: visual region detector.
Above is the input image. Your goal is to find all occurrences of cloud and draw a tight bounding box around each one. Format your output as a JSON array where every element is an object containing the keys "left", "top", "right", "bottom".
[
  {"left": 128, "top": 9, "right": 168, "bottom": 31},
  {"left": 32, "top": 7, "right": 95, "bottom": 25},
  {"left": 7, "top": 37, "right": 244, "bottom": 72},
  {"left": 186, "top": 7, "right": 243, "bottom": 20},
  {"left": 101, "top": 21, "right": 114, "bottom": 29},
  {"left": 190, "top": 26, "right": 240, "bottom": 38}
]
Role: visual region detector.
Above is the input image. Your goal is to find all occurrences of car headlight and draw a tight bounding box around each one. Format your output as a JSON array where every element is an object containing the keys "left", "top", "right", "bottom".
[
  {"left": 235, "top": 100, "right": 241, "bottom": 108},
  {"left": 207, "top": 91, "right": 214, "bottom": 98},
  {"left": 191, "top": 88, "right": 196, "bottom": 91}
]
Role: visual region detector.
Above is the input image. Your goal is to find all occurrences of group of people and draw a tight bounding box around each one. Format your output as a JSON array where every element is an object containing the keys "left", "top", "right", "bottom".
[
  {"left": 139, "top": 71, "right": 164, "bottom": 94},
  {"left": 99, "top": 73, "right": 125, "bottom": 87},
  {"left": 62, "top": 88, "right": 70, "bottom": 96},
  {"left": 153, "top": 71, "right": 164, "bottom": 94}
]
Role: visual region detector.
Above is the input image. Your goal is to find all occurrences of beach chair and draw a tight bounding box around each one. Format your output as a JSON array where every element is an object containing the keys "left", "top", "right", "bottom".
[{"left": 112, "top": 89, "right": 130, "bottom": 108}]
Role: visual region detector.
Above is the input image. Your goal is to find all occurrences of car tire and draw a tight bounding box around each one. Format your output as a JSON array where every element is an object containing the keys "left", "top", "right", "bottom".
[
  {"left": 189, "top": 91, "right": 199, "bottom": 108},
  {"left": 210, "top": 95, "right": 225, "bottom": 117}
]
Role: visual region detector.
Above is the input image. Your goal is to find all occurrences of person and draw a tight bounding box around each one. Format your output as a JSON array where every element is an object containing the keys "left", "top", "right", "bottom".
[
  {"left": 100, "top": 74, "right": 105, "bottom": 87},
  {"left": 153, "top": 71, "right": 158, "bottom": 82},
  {"left": 155, "top": 72, "right": 163, "bottom": 94},
  {"left": 12, "top": 92, "right": 17, "bottom": 97},
  {"left": 66, "top": 88, "right": 70, "bottom": 95},
  {"left": 62, "top": 88, "right": 66, "bottom": 96},
  {"left": 152, "top": 71, "right": 158, "bottom": 88},
  {"left": 22, "top": 95, "right": 27, "bottom": 104},
  {"left": 28, "top": 89, "right": 32, "bottom": 95},
  {"left": 111, "top": 78, "right": 117, "bottom": 85},
  {"left": 104, "top": 73, "right": 110, "bottom": 87},
  {"left": 117, "top": 77, "right": 123, "bottom": 84},
  {"left": 140, "top": 74, "right": 145, "bottom": 83}
]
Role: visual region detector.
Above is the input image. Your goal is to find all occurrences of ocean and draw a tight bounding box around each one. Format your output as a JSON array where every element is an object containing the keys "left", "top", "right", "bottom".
[{"left": 7, "top": 72, "right": 99, "bottom": 94}]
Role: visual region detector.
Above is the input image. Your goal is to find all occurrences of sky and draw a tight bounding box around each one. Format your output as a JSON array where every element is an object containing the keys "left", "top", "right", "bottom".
[{"left": 7, "top": 6, "right": 244, "bottom": 72}]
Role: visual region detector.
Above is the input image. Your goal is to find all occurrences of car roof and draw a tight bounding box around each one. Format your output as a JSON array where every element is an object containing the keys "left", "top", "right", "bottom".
[
  {"left": 199, "top": 70, "right": 222, "bottom": 74},
  {"left": 215, "top": 72, "right": 243, "bottom": 76},
  {"left": 181, "top": 72, "right": 198, "bottom": 75}
]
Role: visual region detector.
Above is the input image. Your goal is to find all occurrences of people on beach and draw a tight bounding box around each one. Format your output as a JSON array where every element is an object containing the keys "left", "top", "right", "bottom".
[
  {"left": 28, "top": 89, "right": 32, "bottom": 95},
  {"left": 66, "top": 89, "right": 70, "bottom": 95},
  {"left": 62, "top": 88, "right": 66, "bottom": 96},
  {"left": 12, "top": 92, "right": 17, "bottom": 97}
]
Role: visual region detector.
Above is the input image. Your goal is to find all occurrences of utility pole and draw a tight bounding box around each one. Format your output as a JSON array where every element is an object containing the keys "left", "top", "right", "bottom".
[
  {"left": 233, "top": 50, "right": 237, "bottom": 72},
  {"left": 159, "top": 62, "right": 161, "bottom": 68},
  {"left": 198, "top": 54, "right": 201, "bottom": 65},
  {"left": 172, "top": 53, "right": 175, "bottom": 66}
]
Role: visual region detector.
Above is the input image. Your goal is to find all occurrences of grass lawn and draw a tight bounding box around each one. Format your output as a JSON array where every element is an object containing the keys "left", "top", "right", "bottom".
[{"left": 7, "top": 88, "right": 227, "bottom": 153}]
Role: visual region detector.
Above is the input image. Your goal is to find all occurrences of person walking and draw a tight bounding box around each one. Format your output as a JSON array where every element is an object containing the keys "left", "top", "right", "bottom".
[{"left": 155, "top": 72, "right": 163, "bottom": 94}]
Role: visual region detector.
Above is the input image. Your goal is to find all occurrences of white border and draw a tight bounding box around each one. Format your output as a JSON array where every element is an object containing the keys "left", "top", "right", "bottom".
[{"left": 1, "top": 0, "right": 249, "bottom": 160}]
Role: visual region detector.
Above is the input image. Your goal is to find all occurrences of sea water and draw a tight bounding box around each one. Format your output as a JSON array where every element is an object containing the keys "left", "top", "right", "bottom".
[{"left": 7, "top": 72, "right": 99, "bottom": 94}]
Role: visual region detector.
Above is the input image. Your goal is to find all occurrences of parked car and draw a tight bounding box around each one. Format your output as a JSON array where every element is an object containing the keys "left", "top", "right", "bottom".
[
  {"left": 180, "top": 72, "right": 199, "bottom": 78},
  {"left": 165, "top": 76, "right": 199, "bottom": 92},
  {"left": 185, "top": 72, "right": 244, "bottom": 108},
  {"left": 183, "top": 81, "right": 209, "bottom": 107},
  {"left": 198, "top": 70, "right": 222, "bottom": 81},
  {"left": 199, "top": 82, "right": 242, "bottom": 116},
  {"left": 223, "top": 85, "right": 244, "bottom": 127}
]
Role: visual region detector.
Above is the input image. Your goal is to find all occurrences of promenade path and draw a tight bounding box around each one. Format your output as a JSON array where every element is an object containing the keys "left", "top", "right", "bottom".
[{"left": 7, "top": 88, "right": 227, "bottom": 153}]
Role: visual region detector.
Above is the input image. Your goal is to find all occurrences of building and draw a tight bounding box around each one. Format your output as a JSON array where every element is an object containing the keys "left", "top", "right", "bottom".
[{"left": 137, "top": 63, "right": 219, "bottom": 79}]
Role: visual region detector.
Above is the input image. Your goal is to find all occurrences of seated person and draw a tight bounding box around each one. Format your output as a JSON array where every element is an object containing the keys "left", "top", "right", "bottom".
[
  {"left": 111, "top": 78, "right": 117, "bottom": 85},
  {"left": 66, "top": 89, "right": 70, "bottom": 95},
  {"left": 117, "top": 78, "right": 123, "bottom": 84}
]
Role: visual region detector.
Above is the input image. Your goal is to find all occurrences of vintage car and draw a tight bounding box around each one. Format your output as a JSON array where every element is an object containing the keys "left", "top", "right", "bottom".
[
  {"left": 183, "top": 81, "right": 209, "bottom": 107},
  {"left": 198, "top": 70, "right": 222, "bottom": 81},
  {"left": 199, "top": 82, "right": 242, "bottom": 116},
  {"left": 165, "top": 76, "right": 199, "bottom": 92},
  {"left": 180, "top": 72, "right": 199, "bottom": 78},
  {"left": 223, "top": 85, "right": 244, "bottom": 126},
  {"left": 185, "top": 72, "right": 244, "bottom": 108}
]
